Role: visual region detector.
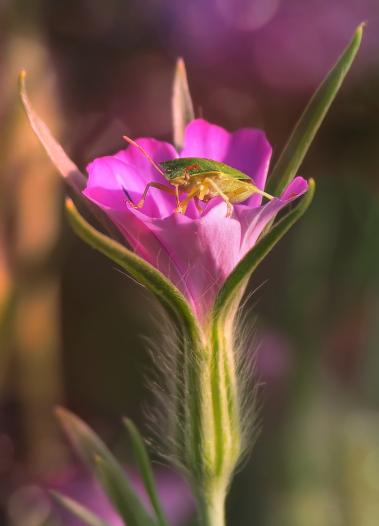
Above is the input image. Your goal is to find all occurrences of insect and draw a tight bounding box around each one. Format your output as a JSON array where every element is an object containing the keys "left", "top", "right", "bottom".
[{"left": 122, "top": 135, "right": 273, "bottom": 217}]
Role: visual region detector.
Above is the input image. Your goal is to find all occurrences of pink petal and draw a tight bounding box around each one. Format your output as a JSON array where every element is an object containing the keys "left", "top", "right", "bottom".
[
  {"left": 142, "top": 203, "right": 242, "bottom": 321},
  {"left": 86, "top": 139, "right": 178, "bottom": 219},
  {"left": 85, "top": 156, "right": 138, "bottom": 211},
  {"left": 280, "top": 176, "right": 308, "bottom": 200},
  {"left": 181, "top": 119, "right": 231, "bottom": 160}
]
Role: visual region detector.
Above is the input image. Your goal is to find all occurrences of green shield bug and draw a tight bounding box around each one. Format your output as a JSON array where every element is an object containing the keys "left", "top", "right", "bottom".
[{"left": 123, "top": 135, "right": 273, "bottom": 217}]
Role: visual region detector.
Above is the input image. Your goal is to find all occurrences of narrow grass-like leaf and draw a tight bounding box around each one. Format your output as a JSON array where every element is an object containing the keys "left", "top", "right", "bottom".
[
  {"left": 123, "top": 419, "right": 169, "bottom": 526},
  {"left": 19, "top": 71, "right": 86, "bottom": 193},
  {"left": 51, "top": 491, "right": 112, "bottom": 526},
  {"left": 172, "top": 58, "right": 195, "bottom": 150},
  {"left": 94, "top": 455, "right": 157, "bottom": 526},
  {"left": 65, "top": 198, "right": 200, "bottom": 342},
  {"left": 55, "top": 407, "right": 154, "bottom": 526},
  {"left": 268, "top": 24, "right": 364, "bottom": 195},
  {"left": 213, "top": 180, "right": 316, "bottom": 319}
]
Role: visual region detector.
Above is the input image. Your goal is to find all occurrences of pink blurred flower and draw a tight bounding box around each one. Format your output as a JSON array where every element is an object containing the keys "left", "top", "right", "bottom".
[{"left": 84, "top": 119, "right": 307, "bottom": 322}]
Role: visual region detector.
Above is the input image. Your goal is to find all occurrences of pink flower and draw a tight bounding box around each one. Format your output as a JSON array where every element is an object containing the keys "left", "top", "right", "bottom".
[{"left": 84, "top": 119, "right": 307, "bottom": 322}]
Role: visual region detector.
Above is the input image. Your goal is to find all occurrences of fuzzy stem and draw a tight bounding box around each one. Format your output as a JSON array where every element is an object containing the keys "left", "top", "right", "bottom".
[
  {"left": 189, "top": 314, "right": 241, "bottom": 526},
  {"left": 197, "top": 486, "right": 226, "bottom": 526}
]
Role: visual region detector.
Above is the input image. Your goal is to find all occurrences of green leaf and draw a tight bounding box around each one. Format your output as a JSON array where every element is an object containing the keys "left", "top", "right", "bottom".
[
  {"left": 65, "top": 200, "right": 206, "bottom": 485},
  {"left": 19, "top": 71, "right": 124, "bottom": 242},
  {"left": 51, "top": 491, "right": 112, "bottom": 526},
  {"left": 55, "top": 407, "right": 155, "bottom": 526},
  {"left": 172, "top": 58, "right": 195, "bottom": 150},
  {"left": 268, "top": 24, "right": 364, "bottom": 196},
  {"left": 94, "top": 455, "right": 158, "bottom": 526},
  {"left": 65, "top": 198, "right": 200, "bottom": 342},
  {"left": 123, "top": 419, "right": 169, "bottom": 526},
  {"left": 213, "top": 180, "right": 316, "bottom": 319},
  {"left": 206, "top": 184, "right": 316, "bottom": 486},
  {"left": 18, "top": 71, "right": 86, "bottom": 193}
]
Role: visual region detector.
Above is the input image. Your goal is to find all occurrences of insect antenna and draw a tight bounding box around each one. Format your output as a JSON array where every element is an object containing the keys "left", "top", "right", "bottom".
[{"left": 123, "top": 135, "right": 165, "bottom": 176}]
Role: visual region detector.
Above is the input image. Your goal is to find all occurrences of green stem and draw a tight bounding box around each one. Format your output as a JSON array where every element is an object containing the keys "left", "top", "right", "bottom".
[{"left": 197, "top": 487, "right": 226, "bottom": 526}]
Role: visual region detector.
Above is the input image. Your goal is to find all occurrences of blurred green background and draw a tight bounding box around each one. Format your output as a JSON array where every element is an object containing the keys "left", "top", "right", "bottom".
[{"left": 1, "top": 1, "right": 379, "bottom": 525}]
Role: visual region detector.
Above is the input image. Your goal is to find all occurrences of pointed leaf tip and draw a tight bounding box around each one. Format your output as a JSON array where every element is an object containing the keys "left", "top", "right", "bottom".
[
  {"left": 268, "top": 25, "right": 364, "bottom": 195},
  {"left": 172, "top": 57, "right": 195, "bottom": 150},
  {"left": 177, "top": 57, "right": 185, "bottom": 70},
  {"left": 19, "top": 69, "right": 26, "bottom": 83},
  {"left": 19, "top": 70, "right": 86, "bottom": 193},
  {"left": 54, "top": 405, "right": 74, "bottom": 433},
  {"left": 65, "top": 197, "right": 74, "bottom": 209},
  {"left": 93, "top": 455, "right": 155, "bottom": 526},
  {"left": 352, "top": 22, "right": 365, "bottom": 46},
  {"left": 51, "top": 491, "right": 112, "bottom": 526},
  {"left": 55, "top": 407, "right": 154, "bottom": 526},
  {"left": 123, "top": 418, "right": 169, "bottom": 526},
  {"left": 19, "top": 73, "right": 131, "bottom": 241}
]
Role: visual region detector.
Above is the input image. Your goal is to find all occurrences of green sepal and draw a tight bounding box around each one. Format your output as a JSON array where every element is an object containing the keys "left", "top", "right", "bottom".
[
  {"left": 204, "top": 181, "right": 315, "bottom": 488},
  {"left": 268, "top": 24, "right": 364, "bottom": 196},
  {"left": 172, "top": 58, "right": 195, "bottom": 150},
  {"left": 19, "top": 71, "right": 123, "bottom": 241},
  {"left": 65, "top": 200, "right": 206, "bottom": 489},
  {"left": 51, "top": 491, "right": 113, "bottom": 526},
  {"left": 65, "top": 198, "right": 200, "bottom": 342},
  {"left": 213, "top": 180, "right": 316, "bottom": 320},
  {"left": 55, "top": 407, "right": 155, "bottom": 526},
  {"left": 93, "top": 455, "right": 156, "bottom": 526},
  {"left": 18, "top": 71, "right": 86, "bottom": 193},
  {"left": 123, "top": 419, "right": 169, "bottom": 526}
]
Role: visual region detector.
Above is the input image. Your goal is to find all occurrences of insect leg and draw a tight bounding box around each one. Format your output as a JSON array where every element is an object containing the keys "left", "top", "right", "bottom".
[
  {"left": 204, "top": 177, "right": 233, "bottom": 217},
  {"left": 198, "top": 183, "right": 208, "bottom": 201},
  {"left": 126, "top": 182, "right": 176, "bottom": 209},
  {"left": 175, "top": 187, "right": 200, "bottom": 214},
  {"left": 256, "top": 188, "right": 273, "bottom": 200},
  {"left": 174, "top": 184, "right": 180, "bottom": 207},
  {"left": 194, "top": 197, "right": 204, "bottom": 214}
]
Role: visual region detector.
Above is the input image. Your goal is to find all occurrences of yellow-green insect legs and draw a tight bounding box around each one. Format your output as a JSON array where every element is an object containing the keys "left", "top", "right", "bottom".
[
  {"left": 126, "top": 182, "right": 176, "bottom": 210},
  {"left": 240, "top": 182, "right": 273, "bottom": 203},
  {"left": 255, "top": 187, "right": 274, "bottom": 201},
  {"left": 222, "top": 180, "right": 274, "bottom": 206}
]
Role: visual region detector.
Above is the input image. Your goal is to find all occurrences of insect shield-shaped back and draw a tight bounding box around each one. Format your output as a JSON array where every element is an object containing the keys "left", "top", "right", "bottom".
[{"left": 160, "top": 158, "right": 251, "bottom": 181}]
